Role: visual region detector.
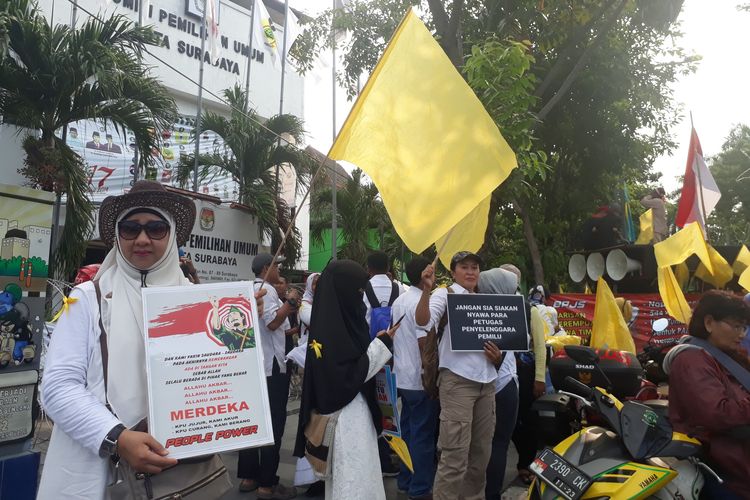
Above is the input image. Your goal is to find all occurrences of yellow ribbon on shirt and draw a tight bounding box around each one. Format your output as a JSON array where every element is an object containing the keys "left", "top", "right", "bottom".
[
  {"left": 309, "top": 340, "right": 323, "bottom": 359},
  {"left": 51, "top": 295, "right": 78, "bottom": 322}
]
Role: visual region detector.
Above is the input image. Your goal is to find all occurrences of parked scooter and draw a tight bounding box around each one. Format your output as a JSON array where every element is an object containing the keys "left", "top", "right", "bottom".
[{"left": 527, "top": 345, "right": 721, "bottom": 500}]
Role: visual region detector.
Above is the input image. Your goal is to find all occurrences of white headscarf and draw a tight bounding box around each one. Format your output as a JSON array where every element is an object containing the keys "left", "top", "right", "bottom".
[
  {"left": 302, "top": 273, "right": 319, "bottom": 303},
  {"left": 95, "top": 207, "right": 190, "bottom": 427}
]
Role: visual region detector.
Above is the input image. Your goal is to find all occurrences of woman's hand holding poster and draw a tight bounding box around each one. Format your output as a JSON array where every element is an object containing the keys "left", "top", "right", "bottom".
[{"left": 142, "top": 282, "right": 273, "bottom": 459}]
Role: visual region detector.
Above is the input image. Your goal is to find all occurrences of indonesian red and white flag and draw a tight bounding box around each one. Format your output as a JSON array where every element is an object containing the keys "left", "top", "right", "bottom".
[
  {"left": 675, "top": 127, "right": 721, "bottom": 231},
  {"left": 206, "top": 0, "right": 220, "bottom": 61}
]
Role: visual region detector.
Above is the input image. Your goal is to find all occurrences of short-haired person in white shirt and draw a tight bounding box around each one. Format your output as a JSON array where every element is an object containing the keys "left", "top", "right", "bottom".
[
  {"left": 415, "top": 252, "right": 503, "bottom": 500},
  {"left": 364, "top": 250, "right": 403, "bottom": 326},
  {"left": 390, "top": 256, "right": 440, "bottom": 499},
  {"left": 364, "top": 250, "right": 403, "bottom": 477},
  {"left": 239, "top": 253, "right": 298, "bottom": 499}
]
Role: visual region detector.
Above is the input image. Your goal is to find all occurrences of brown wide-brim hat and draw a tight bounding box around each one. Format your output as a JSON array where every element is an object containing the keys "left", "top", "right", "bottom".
[{"left": 99, "top": 180, "right": 196, "bottom": 247}]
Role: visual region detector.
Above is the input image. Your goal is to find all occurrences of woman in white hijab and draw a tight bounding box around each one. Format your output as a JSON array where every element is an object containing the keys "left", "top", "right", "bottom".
[{"left": 38, "top": 181, "right": 196, "bottom": 499}]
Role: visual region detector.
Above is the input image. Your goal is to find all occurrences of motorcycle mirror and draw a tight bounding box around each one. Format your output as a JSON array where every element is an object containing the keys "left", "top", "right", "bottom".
[
  {"left": 564, "top": 345, "right": 600, "bottom": 365},
  {"left": 652, "top": 318, "right": 669, "bottom": 333}
]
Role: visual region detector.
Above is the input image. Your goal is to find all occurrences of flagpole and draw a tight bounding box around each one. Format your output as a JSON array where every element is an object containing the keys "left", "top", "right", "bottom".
[
  {"left": 243, "top": 0, "right": 257, "bottom": 109},
  {"left": 331, "top": 0, "right": 338, "bottom": 261},
  {"left": 192, "top": 0, "right": 209, "bottom": 192},
  {"left": 690, "top": 112, "right": 709, "bottom": 238},
  {"left": 274, "top": 0, "right": 291, "bottom": 199},
  {"left": 133, "top": 0, "right": 143, "bottom": 183}
]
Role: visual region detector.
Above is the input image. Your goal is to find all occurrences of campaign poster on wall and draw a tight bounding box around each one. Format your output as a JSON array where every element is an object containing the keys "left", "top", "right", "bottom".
[
  {"left": 549, "top": 293, "right": 701, "bottom": 351},
  {"left": 142, "top": 282, "right": 273, "bottom": 459},
  {"left": 447, "top": 294, "right": 530, "bottom": 352},
  {"left": 183, "top": 200, "right": 264, "bottom": 283}
]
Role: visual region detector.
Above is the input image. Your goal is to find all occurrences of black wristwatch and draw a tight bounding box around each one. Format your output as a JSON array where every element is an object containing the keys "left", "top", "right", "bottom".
[{"left": 99, "top": 423, "right": 126, "bottom": 458}]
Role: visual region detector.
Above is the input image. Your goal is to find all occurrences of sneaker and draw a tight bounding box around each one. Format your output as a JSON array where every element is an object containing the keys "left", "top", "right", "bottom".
[
  {"left": 381, "top": 462, "right": 400, "bottom": 477},
  {"left": 238, "top": 479, "right": 258, "bottom": 492},
  {"left": 256, "top": 483, "right": 297, "bottom": 500}
]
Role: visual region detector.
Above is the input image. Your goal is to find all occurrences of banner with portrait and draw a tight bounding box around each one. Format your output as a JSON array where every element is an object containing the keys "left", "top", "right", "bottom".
[{"left": 142, "top": 282, "right": 273, "bottom": 459}]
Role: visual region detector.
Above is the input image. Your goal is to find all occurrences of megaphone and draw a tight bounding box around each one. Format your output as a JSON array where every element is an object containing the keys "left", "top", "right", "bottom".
[
  {"left": 568, "top": 254, "right": 587, "bottom": 283},
  {"left": 586, "top": 252, "right": 605, "bottom": 281},
  {"left": 606, "top": 248, "right": 642, "bottom": 281}
]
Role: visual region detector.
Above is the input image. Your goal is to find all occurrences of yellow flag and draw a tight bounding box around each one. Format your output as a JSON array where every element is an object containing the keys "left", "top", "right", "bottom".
[
  {"left": 674, "top": 262, "right": 690, "bottom": 289},
  {"left": 654, "top": 222, "right": 713, "bottom": 273},
  {"left": 653, "top": 222, "right": 713, "bottom": 324},
  {"left": 329, "top": 10, "right": 517, "bottom": 254},
  {"left": 635, "top": 209, "right": 653, "bottom": 244},
  {"left": 435, "top": 196, "right": 490, "bottom": 268},
  {"left": 385, "top": 435, "right": 413, "bottom": 473},
  {"left": 590, "top": 278, "right": 636, "bottom": 353},
  {"left": 658, "top": 267, "right": 692, "bottom": 324},
  {"left": 740, "top": 267, "right": 750, "bottom": 292},
  {"left": 694, "top": 244, "right": 734, "bottom": 288},
  {"left": 734, "top": 245, "right": 750, "bottom": 276}
]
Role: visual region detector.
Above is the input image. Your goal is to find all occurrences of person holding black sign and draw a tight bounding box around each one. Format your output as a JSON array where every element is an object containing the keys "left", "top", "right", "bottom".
[{"left": 415, "top": 251, "right": 502, "bottom": 500}]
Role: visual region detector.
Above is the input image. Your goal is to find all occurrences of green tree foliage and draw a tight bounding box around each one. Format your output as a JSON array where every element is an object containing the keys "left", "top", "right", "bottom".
[
  {"left": 294, "top": 1, "right": 694, "bottom": 286},
  {"left": 310, "top": 169, "right": 390, "bottom": 264},
  {"left": 0, "top": 0, "right": 177, "bottom": 278},
  {"left": 705, "top": 125, "right": 750, "bottom": 244},
  {"left": 176, "top": 85, "right": 310, "bottom": 267}
]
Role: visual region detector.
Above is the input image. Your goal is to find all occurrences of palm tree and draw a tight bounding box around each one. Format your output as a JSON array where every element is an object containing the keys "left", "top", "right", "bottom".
[
  {"left": 176, "top": 85, "right": 310, "bottom": 267},
  {"left": 0, "top": 0, "right": 177, "bottom": 278},
  {"left": 310, "top": 168, "right": 391, "bottom": 265}
]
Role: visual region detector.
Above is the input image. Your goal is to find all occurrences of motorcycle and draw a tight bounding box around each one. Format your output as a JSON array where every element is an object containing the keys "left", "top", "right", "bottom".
[{"left": 527, "top": 345, "right": 721, "bottom": 500}]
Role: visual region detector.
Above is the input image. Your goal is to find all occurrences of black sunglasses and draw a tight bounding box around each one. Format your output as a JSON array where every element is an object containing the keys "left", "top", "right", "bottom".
[{"left": 118, "top": 220, "right": 170, "bottom": 240}]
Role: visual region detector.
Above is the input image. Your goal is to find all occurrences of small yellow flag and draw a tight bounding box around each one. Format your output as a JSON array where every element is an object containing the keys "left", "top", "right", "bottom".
[
  {"left": 590, "top": 278, "right": 636, "bottom": 354},
  {"left": 385, "top": 435, "right": 413, "bottom": 473},
  {"left": 329, "top": 10, "right": 517, "bottom": 254},
  {"left": 658, "top": 267, "right": 692, "bottom": 324},
  {"left": 734, "top": 245, "right": 750, "bottom": 276},
  {"left": 740, "top": 267, "right": 750, "bottom": 292},
  {"left": 654, "top": 222, "right": 713, "bottom": 273},
  {"left": 694, "top": 244, "right": 734, "bottom": 288},
  {"left": 635, "top": 209, "right": 654, "bottom": 244},
  {"left": 674, "top": 262, "right": 690, "bottom": 289},
  {"left": 653, "top": 222, "right": 713, "bottom": 324}
]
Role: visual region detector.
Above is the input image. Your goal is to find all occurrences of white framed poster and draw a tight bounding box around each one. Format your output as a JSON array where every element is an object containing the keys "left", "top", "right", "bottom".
[{"left": 142, "top": 281, "right": 273, "bottom": 459}]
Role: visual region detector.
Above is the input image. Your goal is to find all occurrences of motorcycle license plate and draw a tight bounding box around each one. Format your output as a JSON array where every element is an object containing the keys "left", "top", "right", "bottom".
[{"left": 530, "top": 448, "right": 592, "bottom": 500}]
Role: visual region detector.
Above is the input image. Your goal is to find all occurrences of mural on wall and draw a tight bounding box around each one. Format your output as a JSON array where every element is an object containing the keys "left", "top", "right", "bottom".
[{"left": 0, "top": 185, "right": 53, "bottom": 375}]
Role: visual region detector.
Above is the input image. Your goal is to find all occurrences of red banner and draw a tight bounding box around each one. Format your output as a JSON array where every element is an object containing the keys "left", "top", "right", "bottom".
[{"left": 548, "top": 293, "right": 700, "bottom": 352}]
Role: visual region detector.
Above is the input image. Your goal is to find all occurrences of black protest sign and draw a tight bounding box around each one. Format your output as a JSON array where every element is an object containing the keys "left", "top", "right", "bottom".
[{"left": 447, "top": 294, "right": 529, "bottom": 352}]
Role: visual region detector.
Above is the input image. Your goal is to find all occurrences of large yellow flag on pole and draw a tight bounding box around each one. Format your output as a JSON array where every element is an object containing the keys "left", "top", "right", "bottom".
[{"left": 329, "top": 10, "right": 517, "bottom": 255}]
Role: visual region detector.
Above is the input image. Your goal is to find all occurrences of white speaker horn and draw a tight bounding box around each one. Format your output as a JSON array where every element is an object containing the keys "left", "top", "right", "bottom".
[
  {"left": 586, "top": 252, "right": 605, "bottom": 281},
  {"left": 568, "top": 254, "right": 587, "bottom": 283},
  {"left": 606, "top": 249, "right": 642, "bottom": 281}
]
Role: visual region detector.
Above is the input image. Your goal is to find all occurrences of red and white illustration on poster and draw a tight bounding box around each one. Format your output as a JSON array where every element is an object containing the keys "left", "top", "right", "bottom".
[
  {"left": 549, "top": 293, "right": 700, "bottom": 351},
  {"left": 142, "top": 282, "right": 273, "bottom": 459}
]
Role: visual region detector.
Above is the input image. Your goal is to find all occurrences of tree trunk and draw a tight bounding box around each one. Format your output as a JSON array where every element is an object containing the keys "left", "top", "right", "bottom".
[
  {"left": 426, "top": 0, "right": 465, "bottom": 66},
  {"left": 512, "top": 197, "right": 545, "bottom": 285},
  {"left": 536, "top": 0, "right": 628, "bottom": 120}
]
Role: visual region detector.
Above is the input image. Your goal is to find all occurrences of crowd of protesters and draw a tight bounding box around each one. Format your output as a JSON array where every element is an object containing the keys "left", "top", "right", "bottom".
[{"left": 37, "top": 181, "right": 750, "bottom": 500}]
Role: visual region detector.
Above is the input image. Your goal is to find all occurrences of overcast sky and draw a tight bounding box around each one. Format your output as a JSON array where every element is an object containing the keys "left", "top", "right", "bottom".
[{"left": 291, "top": 0, "right": 750, "bottom": 191}]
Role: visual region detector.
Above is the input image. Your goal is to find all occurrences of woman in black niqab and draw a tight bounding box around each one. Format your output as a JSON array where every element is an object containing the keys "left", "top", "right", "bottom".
[{"left": 294, "top": 260, "right": 394, "bottom": 499}]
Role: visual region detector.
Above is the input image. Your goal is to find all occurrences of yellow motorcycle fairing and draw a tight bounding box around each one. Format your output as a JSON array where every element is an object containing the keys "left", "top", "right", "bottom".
[{"left": 529, "top": 427, "right": 677, "bottom": 500}]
